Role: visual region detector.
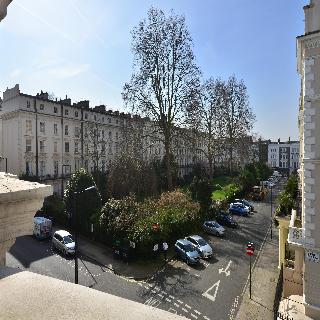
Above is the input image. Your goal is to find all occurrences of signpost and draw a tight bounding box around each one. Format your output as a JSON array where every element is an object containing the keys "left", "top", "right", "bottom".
[{"left": 246, "top": 242, "right": 254, "bottom": 299}]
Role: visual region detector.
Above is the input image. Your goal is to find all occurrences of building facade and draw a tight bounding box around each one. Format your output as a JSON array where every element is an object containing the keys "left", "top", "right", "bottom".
[
  {"left": 277, "top": 1, "right": 320, "bottom": 319},
  {"left": 268, "top": 139, "right": 300, "bottom": 175}
]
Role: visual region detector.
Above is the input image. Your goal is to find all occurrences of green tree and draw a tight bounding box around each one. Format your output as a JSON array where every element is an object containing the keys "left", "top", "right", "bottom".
[{"left": 64, "top": 168, "right": 102, "bottom": 235}]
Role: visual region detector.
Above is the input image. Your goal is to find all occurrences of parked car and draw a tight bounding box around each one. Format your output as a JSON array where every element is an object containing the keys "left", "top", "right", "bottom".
[
  {"left": 185, "top": 235, "right": 213, "bottom": 258},
  {"left": 175, "top": 239, "right": 200, "bottom": 265},
  {"left": 203, "top": 220, "right": 225, "bottom": 237},
  {"left": 229, "top": 203, "right": 249, "bottom": 216},
  {"left": 52, "top": 230, "right": 75, "bottom": 256},
  {"left": 234, "top": 199, "right": 254, "bottom": 212},
  {"left": 216, "top": 211, "right": 238, "bottom": 228}
]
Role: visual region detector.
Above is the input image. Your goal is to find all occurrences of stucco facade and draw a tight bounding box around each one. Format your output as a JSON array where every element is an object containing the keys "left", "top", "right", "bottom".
[{"left": 278, "top": 1, "right": 320, "bottom": 319}]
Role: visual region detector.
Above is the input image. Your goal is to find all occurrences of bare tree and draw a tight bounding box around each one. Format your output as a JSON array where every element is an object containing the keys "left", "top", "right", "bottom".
[
  {"left": 122, "top": 7, "right": 200, "bottom": 190},
  {"left": 219, "top": 75, "right": 255, "bottom": 174}
]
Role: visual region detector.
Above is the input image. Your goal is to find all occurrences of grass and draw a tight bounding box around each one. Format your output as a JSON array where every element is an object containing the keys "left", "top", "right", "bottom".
[{"left": 211, "top": 176, "right": 239, "bottom": 202}]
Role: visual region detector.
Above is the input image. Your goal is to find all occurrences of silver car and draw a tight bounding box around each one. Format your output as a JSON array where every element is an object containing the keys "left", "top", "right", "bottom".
[
  {"left": 52, "top": 230, "right": 75, "bottom": 256},
  {"left": 203, "top": 220, "right": 225, "bottom": 237},
  {"left": 185, "top": 235, "right": 213, "bottom": 258}
]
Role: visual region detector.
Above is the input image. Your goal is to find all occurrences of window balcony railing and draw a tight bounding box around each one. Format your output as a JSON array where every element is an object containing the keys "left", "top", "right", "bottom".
[{"left": 288, "top": 209, "right": 304, "bottom": 247}]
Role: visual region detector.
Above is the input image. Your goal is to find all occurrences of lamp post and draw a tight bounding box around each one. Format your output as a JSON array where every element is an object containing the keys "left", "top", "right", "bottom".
[
  {"left": 0, "top": 156, "right": 8, "bottom": 173},
  {"left": 61, "top": 164, "right": 72, "bottom": 198},
  {"left": 270, "top": 184, "right": 273, "bottom": 240},
  {"left": 73, "top": 185, "right": 97, "bottom": 284}
]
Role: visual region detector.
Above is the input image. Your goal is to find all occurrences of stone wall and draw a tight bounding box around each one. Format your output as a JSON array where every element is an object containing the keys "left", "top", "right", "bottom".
[{"left": 0, "top": 172, "right": 52, "bottom": 265}]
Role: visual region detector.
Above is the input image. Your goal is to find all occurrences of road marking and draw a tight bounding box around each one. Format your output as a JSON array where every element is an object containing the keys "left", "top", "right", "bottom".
[
  {"left": 177, "top": 299, "right": 183, "bottom": 304},
  {"left": 174, "top": 303, "right": 180, "bottom": 308},
  {"left": 157, "top": 293, "right": 164, "bottom": 299},
  {"left": 169, "top": 295, "right": 175, "bottom": 299},
  {"left": 165, "top": 298, "right": 172, "bottom": 303},
  {"left": 168, "top": 308, "right": 177, "bottom": 314},
  {"left": 185, "top": 304, "right": 191, "bottom": 309},
  {"left": 203, "top": 316, "right": 211, "bottom": 320},
  {"left": 190, "top": 314, "right": 198, "bottom": 319},
  {"left": 194, "top": 310, "right": 201, "bottom": 315},
  {"left": 161, "top": 290, "right": 167, "bottom": 295},
  {"left": 202, "top": 280, "right": 220, "bottom": 302},
  {"left": 219, "top": 260, "right": 232, "bottom": 277},
  {"left": 181, "top": 308, "right": 188, "bottom": 313},
  {"left": 203, "top": 262, "right": 210, "bottom": 268},
  {"left": 194, "top": 273, "right": 201, "bottom": 278},
  {"left": 144, "top": 297, "right": 161, "bottom": 307}
]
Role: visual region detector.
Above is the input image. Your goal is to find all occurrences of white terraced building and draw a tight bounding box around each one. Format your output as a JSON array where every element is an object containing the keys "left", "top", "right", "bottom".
[{"left": 0, "top": 84, "right": 208, "bottom": 194}]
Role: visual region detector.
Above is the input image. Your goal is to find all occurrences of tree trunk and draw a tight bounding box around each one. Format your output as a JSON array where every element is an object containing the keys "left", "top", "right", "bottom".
[
  {"left": 229, "top": 146, "right": 233, "bottom": 175},
  {"left": 164, "top": 133, "right": 173, "bottom": 190}
]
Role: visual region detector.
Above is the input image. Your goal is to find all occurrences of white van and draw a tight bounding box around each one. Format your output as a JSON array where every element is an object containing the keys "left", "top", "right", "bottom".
[{"left": 33, "top": 217, "right": 52, "bottom": 239}]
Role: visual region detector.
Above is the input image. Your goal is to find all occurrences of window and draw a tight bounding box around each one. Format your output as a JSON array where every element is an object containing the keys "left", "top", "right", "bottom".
[
  {"left": 40, "top": 104, "right": 44, "bottom": 110},
  {"left": 85, "top": 113, "right": 88, "bottom": 120},
  {"left": 94, "top": 115, "right": 97, "bottom": 121},
  {"left": 75, "top": 159, "right": 80, "bottom": 170},
  {"left": 75, "top": 111, "right": 78, "bottom": 117},
  {"left": 116, "top": 132, "right": 118, "bottom": 140},
  {"left": 26, "top": 139, "right": 32, "bottom": 152},
  {"left": 54, "top": 141, "right": 58, "bottom": 153},
  {"left": 40, "top": 140, "right": 45, "bottom": 153},
  {"left": 40, "top": 161, "right": 46, "bottom": 177},
  {"left": 65, "top": 109, "right": 69, "bottom": 115},
  {"left": 75, "top": 142, "right": 79, "bottom": 153},
  {"left": 40, "top": 122, "right": 45, "bottom": 133},
  {"left": 54, "top": 123, "right": 58, "bottom": 135},
  {"left": 26, "top": 161, "right": 32, "bottom": 175},
  {"left": 102, "top": 130, "right": 105, "bottom": 138},
  {"left": 54, "top": 106, "right": 58, "bottom": 113},
  {"left": 102, "top": 117, "right": 105, "bottom": 123},
  {"left": 54, "top": 161, "right": 59, "bottom": 176},
  {"left": 116, "top": 119, "right": 119, "bottom": 124},
  {"left": 108, "top": 118, "right": 111, "bottom": 123},
  {"left": 109, "top": 131, "right": 112, "bottom": 139},
  {"left": 65, "top": 125, "right": 69, "bottom": 136},
  {"left": 26, "top": 120, "right": 32, "bottom": 133},
  {"left": 27, "top": 101, "right": 30, "bottom": 108},
  {"left": 75, "top": 127, "right": 80, "bottom": 137},
  {"left": 65, "top": 142, "right": 69, "bottom": 153}
]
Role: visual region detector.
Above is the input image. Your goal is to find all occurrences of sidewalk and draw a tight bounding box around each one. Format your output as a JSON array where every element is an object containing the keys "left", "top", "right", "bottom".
[
  {"left": 77, "top": 234, "right": 171, "bottom": 280},
  {"left": 236, "top": 226, "right": 280, "bottom": 320}
]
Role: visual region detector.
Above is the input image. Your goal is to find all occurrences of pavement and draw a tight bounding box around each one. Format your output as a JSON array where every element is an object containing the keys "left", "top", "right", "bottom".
[{"left": 236, "top": 213, "right": 280, "bottom": 319}]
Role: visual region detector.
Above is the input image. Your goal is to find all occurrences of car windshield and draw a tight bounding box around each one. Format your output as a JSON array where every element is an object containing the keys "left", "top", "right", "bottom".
[
  {"left": 211, "top": 222, "right": 220, "bottom": 228},
  {"left": 243, "top": 200, "right": 250, "bottom": 206},
  {"left": 197, "top": 238, "right": 207, "bottom": 246},
  {"left": 183, "top": 244, "right": 195, "bottom": 252},
  {"left": 63, "top": 235, "right": 74, "bottom": 244}
]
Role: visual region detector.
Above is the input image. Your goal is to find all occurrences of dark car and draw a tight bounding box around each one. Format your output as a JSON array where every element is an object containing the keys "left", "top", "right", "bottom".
[
  {"left": 216, "top": 211, "right": 238, "bottom": 228},
  {"left": 234, "top": 199, "right": 254, "bottom": 212}
]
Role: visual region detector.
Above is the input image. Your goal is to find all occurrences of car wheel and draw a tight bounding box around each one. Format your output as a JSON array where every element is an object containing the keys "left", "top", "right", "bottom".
[{"left": 63, "top": 249, "right": 68, "bottom": 256}]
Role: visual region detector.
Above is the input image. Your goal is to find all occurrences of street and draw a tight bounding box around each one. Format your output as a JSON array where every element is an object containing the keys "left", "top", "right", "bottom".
[{"left": 6, "top": 184, "right": 282, "bottom": 320}]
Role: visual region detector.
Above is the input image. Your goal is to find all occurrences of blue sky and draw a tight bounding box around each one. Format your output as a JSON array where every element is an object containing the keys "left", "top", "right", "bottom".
[{"left": 0, "top": 0, "right": 309, "bottom": 140}]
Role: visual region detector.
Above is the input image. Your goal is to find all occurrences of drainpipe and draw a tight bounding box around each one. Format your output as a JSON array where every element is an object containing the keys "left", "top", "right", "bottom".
[{"left": 34, "top": 99, "right": 39, "bottom": 177}]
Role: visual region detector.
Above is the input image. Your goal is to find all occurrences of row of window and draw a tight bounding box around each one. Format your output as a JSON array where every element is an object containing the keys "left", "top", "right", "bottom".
[
  {"left": 26, "top": 100, "right": 119, "bottom": 124},
  {"left": 26, "top": 139, "right": 118, "bottom": 154},
  {"left": 26, "top": 120, "right": 119, "bottom": 139}
]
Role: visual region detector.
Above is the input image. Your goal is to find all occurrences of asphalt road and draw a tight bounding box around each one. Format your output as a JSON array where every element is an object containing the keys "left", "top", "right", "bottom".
[{"left": 6, "top": 181, "right": 283, "bottom": 320}]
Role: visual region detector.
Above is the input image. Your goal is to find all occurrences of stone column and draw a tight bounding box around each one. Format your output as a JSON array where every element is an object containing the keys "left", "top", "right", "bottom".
[{"left": 278, "top": 220, "right": 289, "bottom": 268}]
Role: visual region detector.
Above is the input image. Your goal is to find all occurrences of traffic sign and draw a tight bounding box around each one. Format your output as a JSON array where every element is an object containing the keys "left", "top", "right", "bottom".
[
  {"left": 246, "top": 243, "right": 254, "bottom": 256},
  {"left": 246, "top": 247, "right": 254, "bottom": 256}
]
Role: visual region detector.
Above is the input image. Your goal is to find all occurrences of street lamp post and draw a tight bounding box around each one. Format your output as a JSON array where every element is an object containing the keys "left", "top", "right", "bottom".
[
  {"left": 270, "top": 184, "right": 273, "bottom": 240},
  {"left": 0, "top": 156, "right": 8, "bottom": 173},
  {"left": 73, "top": 185, "right": 98, "bottom": 285},
  {"left": 61, "top": 164, "right": 72, "bottom": 198}
]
